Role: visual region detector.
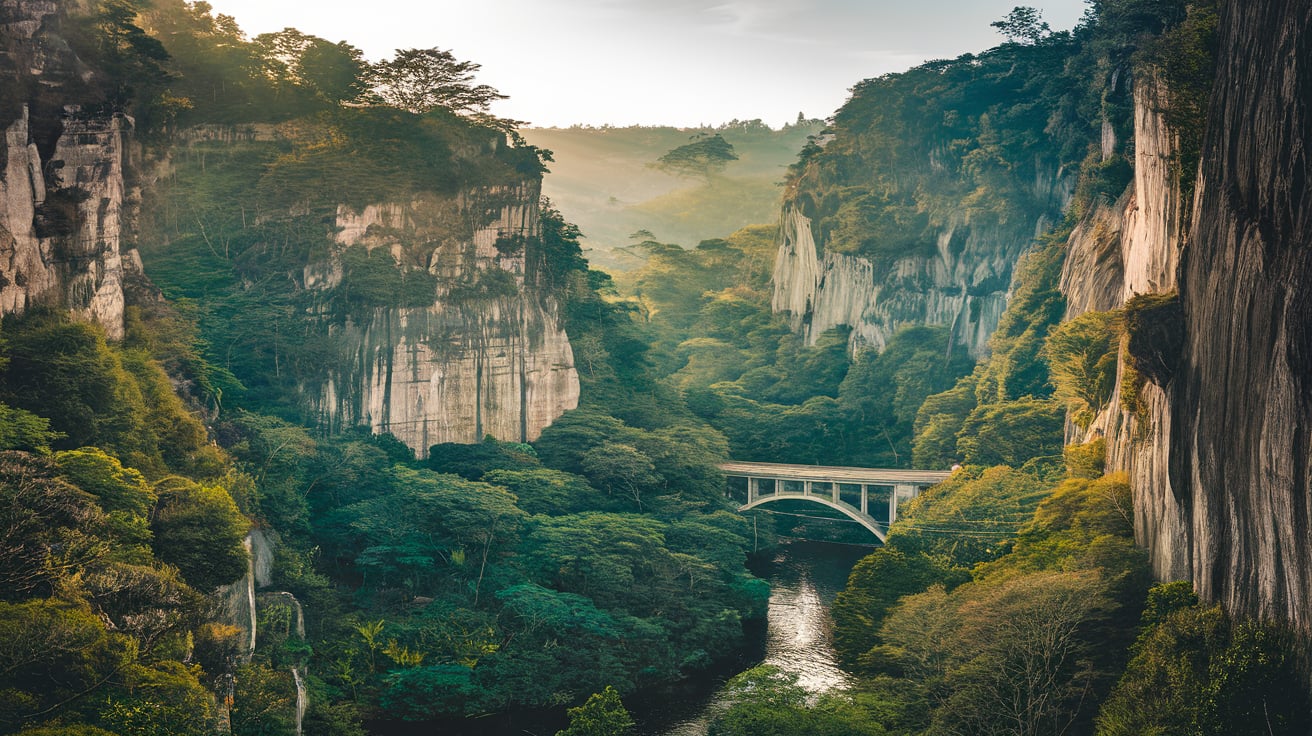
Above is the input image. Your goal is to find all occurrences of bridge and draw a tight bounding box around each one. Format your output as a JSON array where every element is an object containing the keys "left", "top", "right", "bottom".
[{"left": 718, "top": 461, "right": 954, "bottom": 542}]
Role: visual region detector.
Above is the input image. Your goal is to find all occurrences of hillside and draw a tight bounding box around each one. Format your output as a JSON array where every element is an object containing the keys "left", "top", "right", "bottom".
[{"left": 523, "top": 120, "right": 821, "bottom": 270}]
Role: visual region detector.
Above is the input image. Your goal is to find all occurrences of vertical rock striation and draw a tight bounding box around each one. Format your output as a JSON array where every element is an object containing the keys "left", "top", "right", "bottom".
[
  {"left": 1062, "top": 74, "right": 1190, "bottom": 581},
  {"left": 1064, "top": 1, "right": 1312, "bottom": 632},
  {"left": 0, "top": 0, "right": 129, "bottom": 338},
  {"left": 771, "top": 200, "right": 1059, "bottom": 359},
  {"left": 306, "top": 185, "right": 579, "bottom": 454},
  {"left": 1167, "top": 0, "right": 1312, "bottom": 631}
]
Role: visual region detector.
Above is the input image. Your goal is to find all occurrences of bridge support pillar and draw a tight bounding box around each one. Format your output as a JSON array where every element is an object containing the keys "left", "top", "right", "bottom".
[
  {"left": 804, "top": 480, "right": 813, "bottom": 496},
  {"left": 748, "top": 477, "right": 759, "bottom": 504},
  {"left": 831, "top": 483, "right": 840, "bottom": 504},
  {"left": 860, "top": 485, "right": 868, "bottom": 514},
  {"left": 890, "top": 484, "right": 919, "bottom": 523}
]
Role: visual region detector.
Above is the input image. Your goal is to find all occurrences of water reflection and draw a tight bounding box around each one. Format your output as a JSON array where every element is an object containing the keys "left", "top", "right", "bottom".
[{"left": 645, "top": 541, "right": 869, "bottom": 736}]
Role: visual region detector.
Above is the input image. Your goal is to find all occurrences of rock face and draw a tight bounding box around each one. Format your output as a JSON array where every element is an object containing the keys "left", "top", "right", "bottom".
[
  {"left": 1061, "top": 75, "right": 1189, "bottom": 581},
  {"left": 306, "top": 186, "right": 579, "bottom": 454},
  {"left": 772, "top": 203, "right": 1037, "bottom": 359},
  {"left": 1166, "top": 0, "right": 1312, "bottom": 631},
  {"left": 0, "top": 0, "right": 129, "bottom": 338},
  {"left": 1063, "top": 1, "right": 1312, "bottom": 634}
]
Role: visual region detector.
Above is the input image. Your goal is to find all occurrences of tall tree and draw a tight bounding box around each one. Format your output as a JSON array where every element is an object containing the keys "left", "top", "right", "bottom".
[{"left": 366, "top": 47, "right": 505, "bottom": 116}]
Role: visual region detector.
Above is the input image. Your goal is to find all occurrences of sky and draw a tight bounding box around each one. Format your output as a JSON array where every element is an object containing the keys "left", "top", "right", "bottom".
[{"left": 203, "top": 0, "right": 1088, "bottom": 128}]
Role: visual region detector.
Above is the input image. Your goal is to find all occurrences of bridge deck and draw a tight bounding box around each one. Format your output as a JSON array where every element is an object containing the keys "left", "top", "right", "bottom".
[{"left": 718, "top": 461, "right": 952, "bottom": 486}]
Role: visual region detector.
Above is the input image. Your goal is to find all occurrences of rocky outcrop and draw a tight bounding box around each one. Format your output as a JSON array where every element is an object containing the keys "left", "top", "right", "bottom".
[
  {"left": 772, "top": 200, "right": 1060, "bottom": 359},
  {"left": 0, "top": 0, "right": 129, "bottom": 338},
  {"left": 306, "top": 186, "right": 579, "bottom": 454},
  {"left": 1060, "top": 75, "right": 1188, "bottom": 580},
  {"left": 1061, "top": 1, "right": 1312, "bottom": 634},
  {"left": 1166, "top": 0, "right": 1312, "bottom": 632}
]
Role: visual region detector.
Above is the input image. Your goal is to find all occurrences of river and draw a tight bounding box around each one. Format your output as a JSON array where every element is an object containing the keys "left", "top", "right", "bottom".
[
  {"left": 633, "top": 540, "right": 870, "bottom": 735},
  {"left": 374, "top": 540, "right": 868, "bottom": 736}
]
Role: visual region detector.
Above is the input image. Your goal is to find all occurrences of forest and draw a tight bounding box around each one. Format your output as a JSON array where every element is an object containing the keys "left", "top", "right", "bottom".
[{"left": 1, "top": 0, "right": 1309, "bottom": 735}]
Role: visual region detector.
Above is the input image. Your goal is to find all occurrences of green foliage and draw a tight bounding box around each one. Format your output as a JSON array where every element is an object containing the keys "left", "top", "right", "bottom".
[
  {"left": 0, "top": 448, "right": 220, "bottom": 735},
  {"left": 911, "top": 372, "right": 979, "bottom": 468},
  {"left": 0, "top": 404, "right": 61, "bottom": 454},
  {"left": 556, "top": 686, "right": 634, "bottom": 736},
  {"left": 427, "top": 437, "right": 541, "bottom": 480},
  {"left": 150, "top": 477, "right": 250, "bottom": 591},
  {"left": 654, "top": 133, "right": 739, "bottom": 179},
  {"left": 229, "top": 662, "right": 296, "bottom": 735},
  {"left": 55, "top": 449, "right": 156, "bottom": 559},
  {"left": 891, "top": 466, "right": 1052, "bottom": 566},
  {"left": 976, "top": 239, "right": 1069, "bottom": 403},
  {"left": 991, "top": 6, "right": 1053, "bottom": 45},
  {"left": 0, "top": 311, "right": 155, "bottom": 469},
  {"left": 955, "top": 397, "right": 1065, "bottom": 467},
  {"left": 66, "top": 0, "right": 170, "bottom": 111},
  {"left": 785, "top": 30, "right": 1088, "bottom": 268},
  {"left": 1120, "top": 291, "right": 1183, "bottom": 387},
  {"left": 480, "top": 468, "right": 610, "bottom": 516},
  {"left": 0, "top": 310, "right": 212, "bottom": 477},
  {"left": 0, "top": 451, "right": 112, "bottom": 598},
  {"left": 832, "top": 549, "right": 968, "bottom": 671},
  {"left": 1065, "top": 437, "right": 1108, "bottom": 479},
  {"left": 1097, "top": 590, "right": 1312, "bottom": 736},
  {"left": 1044, "top": 310, "right": 1120, "bottom": 427},
  {"left": 366, "top": 47, "right": 507, "bottom": 118},
  {"left": 708, "top": 666, "right": 888, "bottom": 736}
]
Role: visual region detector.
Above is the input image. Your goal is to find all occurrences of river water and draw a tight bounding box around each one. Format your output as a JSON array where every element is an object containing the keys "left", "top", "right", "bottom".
[
  {"left": 634, "top": 540, "right": 870, "bottom": 735},
  {"left": 375, "top": 541, "right": 868, "bottom": 736}
]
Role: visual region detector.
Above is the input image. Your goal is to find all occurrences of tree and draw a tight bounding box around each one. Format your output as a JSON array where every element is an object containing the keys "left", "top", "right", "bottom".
[
  {"left": 556, "top": 686, "right": 634, "bottom": 736},
  {"left": 580, "top": 443, "right": 660, "bottom": 511},
  {"left": 1096, "top": 588, "right": 1312, "bottom": 736},
  {"left": 653, "top": 133, "right": 739, "bottom": 179},
  {"left": 367, "top": 48, "right": 506, "bottom": 116},
  {"left": 991, "top": 6, "right": 1052, "bottom": 44},
  {"left": 831, "top": 549, "right": 965, "bottom": 669},
  {"left": 1042, "top": 310, "right": 1119, "bottom": 429},
  {"left": 922, "top": 571, "right": 1111, "bottom": 736},
  {"left": 0, "top": 452, "right": 109, "bottom": 597},
  {"left": 0, "top": 404, "right": 60, "bottom": 454},
  {"left": 150, "top": 477, "right": 249, "bottom": 592},
  {"left": 955, "top": 398, "right": 1065, "bottom": 468}
]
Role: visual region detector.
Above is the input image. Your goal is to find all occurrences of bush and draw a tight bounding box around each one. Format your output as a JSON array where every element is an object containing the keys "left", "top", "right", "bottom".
[{"left": 1120, "top": 291, "right": 1183, "bottom": 387}]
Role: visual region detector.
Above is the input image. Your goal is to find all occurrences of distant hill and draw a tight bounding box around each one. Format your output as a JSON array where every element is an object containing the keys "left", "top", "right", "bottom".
[{"left": 523, "top": 119, "right": 823, "bottom": 271}]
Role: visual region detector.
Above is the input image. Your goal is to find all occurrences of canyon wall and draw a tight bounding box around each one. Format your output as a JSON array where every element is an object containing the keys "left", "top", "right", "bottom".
[
  {"left": 1061, "top": 75, "right": 1189, "bottom": 581},
  {"left": 771, "top": 201, "right": 1048, "bottom": 359},
  {"left": 1167, "top": 0, "right": 1312, "bottom": 631},
  {"left": 0, "top": 0, "right": 130, "bottom": 338},
  {"left": 305, "top": 187, "right": 579, "bottom": 453},
  {"left": 1063, "top": 0, "right": 1312, "bottom": 632}
]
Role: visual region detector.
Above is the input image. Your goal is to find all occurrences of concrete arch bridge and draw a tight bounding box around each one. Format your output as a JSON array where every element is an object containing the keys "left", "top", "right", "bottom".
[{"left": 719, "top": 461, "right": 953, "bottom": 543}]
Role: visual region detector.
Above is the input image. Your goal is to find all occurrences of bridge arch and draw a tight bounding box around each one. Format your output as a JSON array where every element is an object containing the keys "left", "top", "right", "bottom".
[
  {"left": 719, "top": 461, "right": 954, "bottom": 543},
  {"left": 739, "top": 494, "right": 887, "bottom": 542}
]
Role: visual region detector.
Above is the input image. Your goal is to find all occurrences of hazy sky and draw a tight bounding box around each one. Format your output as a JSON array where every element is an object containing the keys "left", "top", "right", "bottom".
[{"left": 204, "top": 0, "right": 1088, "bottom": 128}]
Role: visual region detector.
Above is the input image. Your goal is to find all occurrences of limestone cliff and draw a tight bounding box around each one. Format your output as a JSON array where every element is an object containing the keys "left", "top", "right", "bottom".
[
  {"left": 1166, "top": 0, "right": 1312, "bottom": 632},
  {"left": 770, "top": 42, "right": 1082, "bottom": 359},
  {"left": 0, "top": 0, "right": 130, "bottom": 338},
  {"left": 772, "top": 201, "right": 1047, "bottom": 359},
  {"left": 139, "top": 124, "right": 579, "bottom": 457},
  {"left": 306, "top": 186, "right": 579, "bottom": 452},
  {"left": 1060, "top": 74, "right": 1188, "bottom": 581},
  {"left": 1060, "top": 0, "right": 1312, "bottom": 634}
]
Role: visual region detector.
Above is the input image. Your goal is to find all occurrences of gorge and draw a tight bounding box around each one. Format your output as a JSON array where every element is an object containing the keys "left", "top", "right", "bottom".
[{"left": 1, "top": 0, "right": 1311, "bottom": 735}]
